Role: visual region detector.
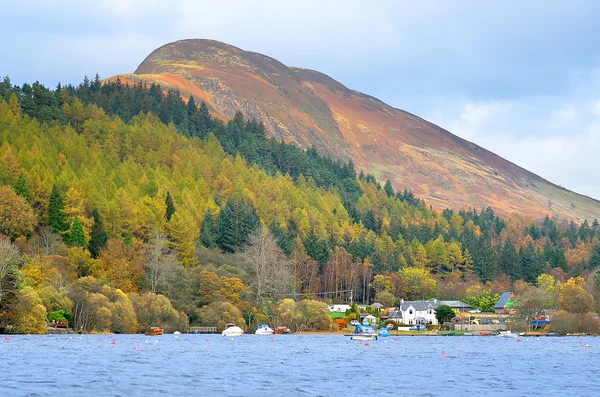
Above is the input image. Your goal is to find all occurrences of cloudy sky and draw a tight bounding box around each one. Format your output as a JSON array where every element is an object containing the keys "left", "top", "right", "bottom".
[{"left": 3, "top": 1, "right": 600, "bottom": 200}]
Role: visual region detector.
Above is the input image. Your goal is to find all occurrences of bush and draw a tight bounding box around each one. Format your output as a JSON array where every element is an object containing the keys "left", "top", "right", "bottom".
[
  {"left": 550, "top": 311, "right": 599, "bottom": 334},
  {"left": 333, "top": 318, "right": 347, "bottom": 330},
  {"left": 344, "top": 312, "right": 358, "bottom": 322},
  {"left": 383, "top": 319, "right": 399, "bottom": 330}
]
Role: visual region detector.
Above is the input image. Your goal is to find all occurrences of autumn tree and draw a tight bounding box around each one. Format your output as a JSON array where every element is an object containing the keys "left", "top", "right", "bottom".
[
  {"left": 559, "top": 277, "right": 594, "bottom": 314},
  {"left": 399, "top": 267, "right": 437, "bottom": 300},
  {"left": 0, "top": 185, "right": 37, "bottom": 239}
]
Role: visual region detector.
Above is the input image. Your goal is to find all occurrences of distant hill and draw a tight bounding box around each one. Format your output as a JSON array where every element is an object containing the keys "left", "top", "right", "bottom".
[{"left": 112, "top": 39, "right": 600, "bottom": 221}]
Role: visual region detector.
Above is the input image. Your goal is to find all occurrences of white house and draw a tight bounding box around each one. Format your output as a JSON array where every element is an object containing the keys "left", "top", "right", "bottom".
[
  {"left": 362, "top": 314, "right": 377, "bottom": 325},
  {"left": 329, "top": 304, "right": 352, "bottom": 313},
  {"left": 391, "top": 298, "right": 472, "bottom": 325},
  {"left": 398, "top": 299, "right": 438, "bottom": 325}
]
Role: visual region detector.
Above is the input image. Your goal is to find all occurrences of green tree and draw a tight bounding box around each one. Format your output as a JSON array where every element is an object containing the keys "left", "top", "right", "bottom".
[
  {"left": 88, "top": 209, "right": 108, "bottom": 258},
  {"left": 199, "top": 210, "right": 217, "bottom": 248},
  {"left": 67, "top": 219, "right": 87, "bottom": 249},
  {"left": 383, "top": 180, "right": 394, "bottom": 198},
  {"left": 435, "top": 304, "right": 455, "bottom": 324},
  {"left": 13, "top": 173, "right": 31, "bottom": 203},
  {"left": 165, "top": 191, "right": 176, "bottom": 222},
  {"left": 48, "top": 185, "right": 68, "bottom": 234},
  {"left": 215, "top": 199, "right": 260, "bottom": 253}
]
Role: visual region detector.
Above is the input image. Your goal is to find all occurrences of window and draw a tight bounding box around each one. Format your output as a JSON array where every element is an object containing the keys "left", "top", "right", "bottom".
[{"left": 409, "top": 310, "right": 413, "bottom": 315}]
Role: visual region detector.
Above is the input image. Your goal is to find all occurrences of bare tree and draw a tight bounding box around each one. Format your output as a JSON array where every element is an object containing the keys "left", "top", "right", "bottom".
[
  {"left": 144, "top": 229, "right": 181, "bottom": 293},
  {"left": 0, "top": 238, "right": 21, "bottom": 304},
  {"left": 242, "top": 228, "right": 294, "bottom": 306},
  {"left": 28, "top": 226, "right": 65, "bottom": 256}
]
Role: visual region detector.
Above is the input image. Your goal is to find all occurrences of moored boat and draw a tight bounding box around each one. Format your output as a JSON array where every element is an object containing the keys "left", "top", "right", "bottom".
[
  {"left": 222, "top": 323, "right": 244, "bottom": 337},
  {"left": 351, "top": 325, "right": 378, "bottom": 341},
  {"left": 255, "top": 324, "right": 275, "bottom": 335},
  {"left": 145, "top": 327, "right": 164, "bottom": 336},
  {"left": 498, "top": 330, "right": 518, "bottom": 338},
  {"left": 275, "top": 326, "right": 292, "bottom": 334},
  {"left": 377, "top": 327, "right": 390, "bottom": 337}
]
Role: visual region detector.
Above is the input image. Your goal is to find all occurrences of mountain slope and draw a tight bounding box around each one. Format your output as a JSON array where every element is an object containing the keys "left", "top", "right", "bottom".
[{"left": 112, "top": 39, "right": 600, "bottom": 221}]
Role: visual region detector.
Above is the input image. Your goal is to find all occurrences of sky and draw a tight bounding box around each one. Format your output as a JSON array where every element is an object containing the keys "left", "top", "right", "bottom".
[{"left": 2, "top": 0, "right": 600, "bottom": 200}]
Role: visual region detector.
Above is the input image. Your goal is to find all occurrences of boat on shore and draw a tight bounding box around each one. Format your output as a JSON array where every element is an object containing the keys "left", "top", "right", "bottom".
[
  {"left": 255, "top": 324, "right": 275, "bottom": 335},
  {"left": 351, "top": 325, "right": 378, "bottom": 341},
  {"left": 145, "top": 327, "right": 164, "bottom": 336},
  {"left": 222, "top": 323, "right": 244, "bottom": 337}
]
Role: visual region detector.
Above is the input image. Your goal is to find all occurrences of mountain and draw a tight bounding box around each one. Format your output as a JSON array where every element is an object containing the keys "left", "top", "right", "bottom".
[{"left": 112, "top": 39, "right": 600, "bottom": 221}]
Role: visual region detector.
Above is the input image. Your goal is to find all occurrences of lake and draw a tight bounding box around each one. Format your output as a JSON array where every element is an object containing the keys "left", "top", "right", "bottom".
[{"left": 0, "top": 334, "right": 597, "bottom": 396}]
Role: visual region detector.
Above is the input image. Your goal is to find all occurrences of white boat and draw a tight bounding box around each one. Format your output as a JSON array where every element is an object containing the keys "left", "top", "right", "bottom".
[
  {"left": 350, "top": 325, "right": 378, "bottom": 341},
  {"left": 498, "top": 330, "right": 518, "bottom": 338},
  {"left": 255, "top": 324, "right": 274, "bottom": 335},
  {"left": 222, "top": 323, "right": 244, "bottom": 337}
]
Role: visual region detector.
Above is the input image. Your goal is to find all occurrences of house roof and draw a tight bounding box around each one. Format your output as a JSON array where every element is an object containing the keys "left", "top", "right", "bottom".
[
  {"left": 438, "top": 300, "right": 472, "bottom": 309},
  {"left": 399, "top": 301, "right": 435, "bottom": 311},
  {"left": 495, "top": 292, "right": 514, "bottom": 309},
  {"left": 399, "top": 299, "right": 471, "bottom": 311},
  {"left": 388, "top": 311, "right": 402, "bottom": 319},
  {"left": 370, "top": 303, "right": 384, "bottom": 309}
]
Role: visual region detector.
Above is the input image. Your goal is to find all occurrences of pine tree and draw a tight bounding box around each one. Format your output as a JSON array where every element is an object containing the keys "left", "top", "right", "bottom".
[
  {"left": 89, "top": 209, "right": 108, "bottom": 258},
  {"left": 383, "top": 180, "right": 394, "bottom": 198},
  {"left": 67, "top": 219, "right": 87, "bottom": 249},
  {"left": 498, "top": 239, "right": 520, "bottom": 280},
  {"left": 13, "top": 172, "right": 31, "bottom": 203},
  {"left": 165, "top": 191, "right": 176, "bottom": 222},
  {"left": 215, "top": 199, "right": 260, "bottom": 253},
  {"left": 48, "top": 185, "right": 68, "bottom": 234},
  {"left": 200, "top": 210, "right": 217, "bottom": 248}
]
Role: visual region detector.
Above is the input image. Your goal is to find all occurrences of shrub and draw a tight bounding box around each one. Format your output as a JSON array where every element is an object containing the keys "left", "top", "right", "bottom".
[
  {"left": 334, "top": 318, "right": 347, "bottom": 330},
  {"left": 550, "top": 311, "right": 599, "bottom": 334},
  {"left": 383, "top": 319, "right": 399, "bottom": 330}
]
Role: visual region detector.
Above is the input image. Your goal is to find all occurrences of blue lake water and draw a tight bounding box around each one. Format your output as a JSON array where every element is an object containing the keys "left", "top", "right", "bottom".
[{"left": 0, "top": 334, "right": 598, "bottom": 396}]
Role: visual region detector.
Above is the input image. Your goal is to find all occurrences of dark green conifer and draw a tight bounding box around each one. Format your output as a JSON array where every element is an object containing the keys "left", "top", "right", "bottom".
[
  {"left": 88, "top": 209, "right": 108, "bottom": 258},
  {"left": 48, "top": 185, "right": 68, "bottom": 234},
  {"left": 200, "top": 210, "right": 217, "bottom": 248},
  {"left": 165, "top": 191, "right": 176, "bottom": 222}
]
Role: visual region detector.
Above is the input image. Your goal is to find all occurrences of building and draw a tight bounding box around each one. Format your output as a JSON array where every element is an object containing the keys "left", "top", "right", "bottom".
[
  {"left": 391, "top": 298, "right": 472, "bottom": 325},
  {"left": 361, "top": 314, "right": 377, "bottom": 325},
  {"left": 329, "top": 304, "right": 352, "bottom": 313},
  {"left": 495, "top": 292, "right": 516, "bottom": 314}
]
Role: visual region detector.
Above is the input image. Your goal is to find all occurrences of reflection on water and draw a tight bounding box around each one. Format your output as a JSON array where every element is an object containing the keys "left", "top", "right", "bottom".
[{"left": 0, "top": 334, "right": 598, "bottom": 396}]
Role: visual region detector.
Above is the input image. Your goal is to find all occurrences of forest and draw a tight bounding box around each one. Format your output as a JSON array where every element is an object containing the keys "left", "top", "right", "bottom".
[{"left": 1, "top": 75, "right": 600, "bottom": 334}]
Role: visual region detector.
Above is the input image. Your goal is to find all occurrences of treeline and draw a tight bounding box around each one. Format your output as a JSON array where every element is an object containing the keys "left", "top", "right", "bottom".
[{"left": 2, "top": 76, "right": 600, "bottom": 333}]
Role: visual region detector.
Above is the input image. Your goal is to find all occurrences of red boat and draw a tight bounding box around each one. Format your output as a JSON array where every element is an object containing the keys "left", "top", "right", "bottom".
[
  {"left": 275, "top": 326, "right": 292, "bottom": 334},
  {"left": 145, "top": 327, "right": 164, "bottom": 336}
]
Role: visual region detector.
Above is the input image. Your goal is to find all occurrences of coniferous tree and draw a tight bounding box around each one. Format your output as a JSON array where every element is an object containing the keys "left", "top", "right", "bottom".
[
  {"left": 13, "top": 173, "right": 31, "bottom": 203},
  {"left": 88, "top": 209, "right": 108, "bottom": 258},
  {"left": 215, "top": 199, "right": 260, "bottom": 253},
  {"left": 48, "top": 185, "right": 68, "bottom": 235},
  {"left": 165, "top": 191, "right": 176, "bottom": 222},
  {"left": 67, "top": 219, "right": 87, "bottom": 249},
  {"left": 200, "top": 210, "right": 217, "bottom": 248},
  {"left": 498, "top": 239, "right": 520, "bottom": 280},
  {"left": 383, "top": 180, "right": 394, "bottom": 198}
]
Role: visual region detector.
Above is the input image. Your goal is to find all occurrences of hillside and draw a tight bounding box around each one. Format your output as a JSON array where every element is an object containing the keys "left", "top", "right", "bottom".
[{"left": 112, "top": 39, "right": 600, "bottom": 221}]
